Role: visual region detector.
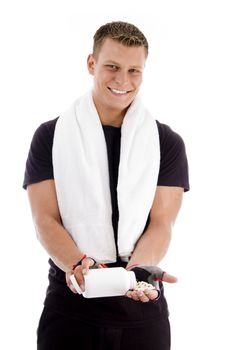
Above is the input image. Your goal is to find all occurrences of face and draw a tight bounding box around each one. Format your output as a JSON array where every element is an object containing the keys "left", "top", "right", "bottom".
[{"left": 87, "top": 38, "right": 147, "bottom": 122}]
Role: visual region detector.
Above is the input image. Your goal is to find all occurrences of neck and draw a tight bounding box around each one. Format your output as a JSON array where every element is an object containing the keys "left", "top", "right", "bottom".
[
  {"left": 92, "top": 94, "right": 129, "bottom": 127},
  {"left": 100, "top": 114, "right": 125, "bottom": 127},
  {"left": 97, "top": 106, "right": 127, "bottom": 127}
]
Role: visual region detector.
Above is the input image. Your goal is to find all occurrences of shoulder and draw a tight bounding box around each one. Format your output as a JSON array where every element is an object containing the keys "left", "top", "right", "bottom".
[
  {"left": 23, "top": 117, "right": 59, "bottom": 189},
  {"left": 33, "top": 117, "right": 59, "bottom": 141},
  {"left": 156, "top": 120, "right": 190, "bottom": 191},
  {"left": 156, "top": 119, "right": 187, "bottom": 162},
  {"left": 30, "top": 117, "right": 59, "bottom": 152},
  {"left": 156, "top": 120, "right": 186, "bottom": 151}
]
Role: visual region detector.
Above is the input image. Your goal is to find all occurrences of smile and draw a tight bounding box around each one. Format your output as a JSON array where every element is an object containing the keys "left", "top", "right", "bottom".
[{"left": 108, "top": 87, "right": 131, "bottom": 95}]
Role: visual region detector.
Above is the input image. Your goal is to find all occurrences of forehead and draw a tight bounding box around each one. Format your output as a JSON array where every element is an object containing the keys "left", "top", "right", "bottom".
[{"left": 96, "top": 38, "right": 147, "bottom": 66}]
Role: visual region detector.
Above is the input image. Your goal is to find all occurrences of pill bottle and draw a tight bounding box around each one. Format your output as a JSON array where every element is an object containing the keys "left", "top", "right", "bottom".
[{"left": 70, "top": 267, "right": 136, "bottom": 298}]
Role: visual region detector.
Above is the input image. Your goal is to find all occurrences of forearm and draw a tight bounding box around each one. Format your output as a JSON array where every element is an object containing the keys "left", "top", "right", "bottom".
[
  {"left": 34, "top": 216, "right": 83, "bottom": 273},
  {"left": 127, "top": 222, "right": 172, "bottom": 268}
]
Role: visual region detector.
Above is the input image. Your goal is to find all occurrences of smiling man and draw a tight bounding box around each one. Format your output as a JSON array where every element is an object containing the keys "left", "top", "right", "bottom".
[
  {"left": 87, "top": 37, "right": 146, "bottom": 126},
  {"left": 23, "top": 21, "right": 189, "bottom": 350}
]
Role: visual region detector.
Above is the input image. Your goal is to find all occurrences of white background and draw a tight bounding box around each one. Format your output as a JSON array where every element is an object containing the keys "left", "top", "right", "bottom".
[{"left": 1, "top": 0, "right": 233, "bottom": 349}]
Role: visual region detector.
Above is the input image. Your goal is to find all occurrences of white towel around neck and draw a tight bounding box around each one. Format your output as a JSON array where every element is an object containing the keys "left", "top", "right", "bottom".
[{"left": 52, "top": 90, "right": 160, "bottom": 263}]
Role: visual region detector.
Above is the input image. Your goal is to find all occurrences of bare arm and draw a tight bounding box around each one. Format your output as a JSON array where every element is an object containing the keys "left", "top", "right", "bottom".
[
  {"left": 127, "top": 186, "right": 183, "bottom": 268},
  {"left": 27, "top": 179, "right": 85, "bottom": 273},
  {"left": 125, "top": 186, "right": 183, "bottom": 302}
]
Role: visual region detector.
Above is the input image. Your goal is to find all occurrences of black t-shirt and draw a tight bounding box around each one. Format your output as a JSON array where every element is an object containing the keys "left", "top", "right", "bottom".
[{"left": 23, "top": 117, "right": 189, "bottom": 327}]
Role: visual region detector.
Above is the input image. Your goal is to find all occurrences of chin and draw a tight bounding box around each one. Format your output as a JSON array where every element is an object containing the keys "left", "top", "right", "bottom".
[{"left": 111, "top": 100, "right": 132, "bottom": 112}]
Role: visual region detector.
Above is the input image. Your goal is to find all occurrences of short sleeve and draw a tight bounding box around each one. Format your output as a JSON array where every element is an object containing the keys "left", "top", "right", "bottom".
[
  {"left": 22, "top": 118, "right": 58, "bottom": 189},
  {"left": 156, "top": 120, "right": 190, "bottom": 191}
]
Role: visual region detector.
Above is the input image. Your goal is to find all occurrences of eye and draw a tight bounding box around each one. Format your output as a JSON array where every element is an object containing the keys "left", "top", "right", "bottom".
[
  {"left": 106, "top": 64, "right": 118, "bottom": 71},
  {"left": 129, "top": 68, "right": 141, "bottom": 74}
]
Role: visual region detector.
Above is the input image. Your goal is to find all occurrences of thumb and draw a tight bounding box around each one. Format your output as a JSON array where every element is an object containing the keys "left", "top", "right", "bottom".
[
  {"left": 160, "top": 272, "right": 178, "bottom": 283},
  {"left": 81, "top": 257, "right": 95, "bottom": 275}
]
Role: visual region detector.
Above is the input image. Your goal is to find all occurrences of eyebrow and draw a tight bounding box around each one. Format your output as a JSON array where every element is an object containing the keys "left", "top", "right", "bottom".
[{"left": 104, "top": 60, "right": 143, "bottom": 69}]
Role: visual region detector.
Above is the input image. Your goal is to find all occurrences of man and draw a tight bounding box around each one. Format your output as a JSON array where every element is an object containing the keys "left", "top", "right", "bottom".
[{"left": 23, "top": 21, "right": 189, "bottom": 350}]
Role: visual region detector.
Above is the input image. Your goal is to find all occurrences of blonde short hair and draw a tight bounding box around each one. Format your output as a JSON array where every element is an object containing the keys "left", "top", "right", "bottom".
[{"left": 93, "top": 21, "right": 148, "bottom": 58}]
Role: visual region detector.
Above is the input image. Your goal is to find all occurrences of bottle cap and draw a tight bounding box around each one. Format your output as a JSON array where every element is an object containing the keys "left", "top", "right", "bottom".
[{"left": 128, "top": 270, "right": 137, "bottom": 290}]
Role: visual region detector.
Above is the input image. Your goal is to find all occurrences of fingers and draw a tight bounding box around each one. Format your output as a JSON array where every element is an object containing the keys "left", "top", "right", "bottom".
[
  {"left": 66, "top": 266, "right": 85, "bottom": 294},
  {"left": 81, "top": 257, "right": 96, "bottom": 275},
  {"left": 126, "top": 289, "right": 159, "bottom": 303},
  {"left": 66, "top": 271, "right": 78, "bottom": 294},
  {"left": 67, "top": 257, "right": 96, "bottom": 294},
  {"left": 161, "top": 272, "right": 178, "bottom": 283},
  {"left": 144, "top": 289, "right": 159, "bottom": 300}
]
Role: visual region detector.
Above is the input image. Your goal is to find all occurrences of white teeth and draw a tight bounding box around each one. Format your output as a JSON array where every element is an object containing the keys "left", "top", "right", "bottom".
[{"left": 110, "top": 88, "right": 128, "bottom": 94}]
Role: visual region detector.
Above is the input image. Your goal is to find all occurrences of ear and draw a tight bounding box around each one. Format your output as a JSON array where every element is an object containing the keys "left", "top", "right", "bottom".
[{"left": 87, "top": 54, "right": 95, "bottom": 75}]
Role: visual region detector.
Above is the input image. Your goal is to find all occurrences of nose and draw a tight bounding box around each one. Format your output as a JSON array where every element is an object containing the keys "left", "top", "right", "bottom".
[{"left": 114, "top": 70, "right": 129, "bottom": 87}]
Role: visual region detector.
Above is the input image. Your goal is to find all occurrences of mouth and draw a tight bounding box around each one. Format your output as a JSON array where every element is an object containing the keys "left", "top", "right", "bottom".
[{"left": 107, "top": 87, "right": 132, "bottom": 96}]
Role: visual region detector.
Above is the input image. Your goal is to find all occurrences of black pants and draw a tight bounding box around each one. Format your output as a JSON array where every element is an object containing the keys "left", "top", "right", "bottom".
[{"left": 37, "top": 307, "right": 170, "bottom": 350}]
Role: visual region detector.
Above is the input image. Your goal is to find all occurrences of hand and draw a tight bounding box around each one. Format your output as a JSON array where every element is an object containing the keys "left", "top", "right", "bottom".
[
  {"left": 66, "top": 257, "right": 95, "bottom": 294},
  {"left": 125, "top": 270, "right": 177, "bottom": 303},
  {"left": 126, "top": 288, "right": 159, "bottom": 302}
]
